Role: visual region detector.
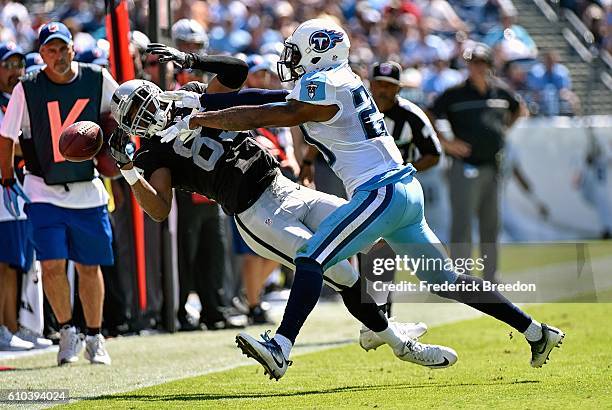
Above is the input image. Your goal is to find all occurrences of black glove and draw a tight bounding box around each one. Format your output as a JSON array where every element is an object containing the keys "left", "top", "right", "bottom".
[
  {"left": 109, "top": 128, "right": 136, "bottom": 168},
  {"left": 145, "top": 43, "right": 195, "bottom": 69}
]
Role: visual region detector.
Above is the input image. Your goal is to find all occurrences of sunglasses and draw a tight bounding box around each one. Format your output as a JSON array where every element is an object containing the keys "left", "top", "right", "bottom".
[{"left": 0, "top": 60, "right": 25, "bottom": 69}]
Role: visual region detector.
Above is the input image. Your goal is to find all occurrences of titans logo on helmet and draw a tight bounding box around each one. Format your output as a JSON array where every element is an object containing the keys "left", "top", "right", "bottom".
[
  {"left": 309, "top": 30, "right": 344, "bottom": 53},
  {"left": 306, "top": 82, "right": 318, "bottom": 99}
]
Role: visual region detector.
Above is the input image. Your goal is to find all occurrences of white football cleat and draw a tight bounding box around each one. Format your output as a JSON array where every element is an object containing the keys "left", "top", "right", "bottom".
[
  {"left": 394, "top": 338, "right": 457, "bottom": 369},
  {"left": 529, "top": 323, "right": 564, "bottom": 368},
  {"left": 360, "top": 320, "right": 428, "bottom": 351},
  {"left": 236, "top": 331, "right": 292, "bottom": 381},
  {"left": 58, "top": 326, "right": 83, "bottom": 366},
  {"left": 15, "top": 327, "right": 53, "bottom": 349},
  {"left": 0, "top": 325, "right": 34, "bottom": 351},
  {"left": 84, "top": 334, "right": 111, "bottom": 365}
]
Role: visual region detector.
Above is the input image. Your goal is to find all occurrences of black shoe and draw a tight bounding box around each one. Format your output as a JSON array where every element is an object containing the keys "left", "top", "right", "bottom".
[
  {"left": 179, "top": 321, "right": 203, "bottom": 332},
  {"left": 249, "top": 305, "right": 274, "bottom": 325},
  {"left": 528, "top": 323, "right": 565, "bottom": 367}
]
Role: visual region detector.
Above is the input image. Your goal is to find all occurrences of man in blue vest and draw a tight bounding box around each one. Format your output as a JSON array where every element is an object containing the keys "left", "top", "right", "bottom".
[{"left": 0, "top": 22, "right": 118, "bottom": 366}]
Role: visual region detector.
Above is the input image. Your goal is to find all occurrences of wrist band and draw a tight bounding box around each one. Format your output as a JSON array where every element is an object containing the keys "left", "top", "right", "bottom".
[
  {"left": 120, "top": 167, "right": 141, "bottom": 186},
  {"left": 302, "top": 158, "right": 314, "bottom": 166}
]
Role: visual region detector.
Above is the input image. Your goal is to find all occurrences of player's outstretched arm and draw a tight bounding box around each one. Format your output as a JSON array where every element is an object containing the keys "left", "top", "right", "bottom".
[
  {"left": 188, "top": 100, "right": 338, "bottom": 131},
  {"left": 124, "top": 164, "right": 173, "bottom": 222},
  {"left": 146, "top": 43, "right": 248, "bottom": 92}
]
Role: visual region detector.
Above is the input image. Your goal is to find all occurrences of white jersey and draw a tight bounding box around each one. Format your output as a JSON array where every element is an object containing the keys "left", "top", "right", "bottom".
[{"left": 287, "top": 64, "right": 407, "bottom": 195}]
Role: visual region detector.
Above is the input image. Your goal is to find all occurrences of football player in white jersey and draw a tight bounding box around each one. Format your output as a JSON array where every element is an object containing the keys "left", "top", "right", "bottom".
[{"left": 166, "top": 19, "right": 564, "bottom": 380}]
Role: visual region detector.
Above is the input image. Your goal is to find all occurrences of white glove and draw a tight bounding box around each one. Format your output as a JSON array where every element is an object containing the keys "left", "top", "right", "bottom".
[
  {"left": 158, "top": 90, "right": 202, "bottom": 110},
  {"left": 157, "top": 114, "right": 194, "bottom": 143}
]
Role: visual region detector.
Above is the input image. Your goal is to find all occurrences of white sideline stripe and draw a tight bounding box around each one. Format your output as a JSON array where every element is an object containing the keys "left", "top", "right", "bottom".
[{"left": 315, "top": 187, "right": 386, "bottom": 265}]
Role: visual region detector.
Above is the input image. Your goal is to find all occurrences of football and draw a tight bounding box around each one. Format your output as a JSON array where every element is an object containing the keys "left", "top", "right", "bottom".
[{"left": 59, "top": 120, "right": 104, "bottom": 162}]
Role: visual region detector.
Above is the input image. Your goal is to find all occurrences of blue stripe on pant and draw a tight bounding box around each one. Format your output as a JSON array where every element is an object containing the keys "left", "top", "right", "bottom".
[{"left": 296, "top": 174, "right": 457, "bottom": 285}]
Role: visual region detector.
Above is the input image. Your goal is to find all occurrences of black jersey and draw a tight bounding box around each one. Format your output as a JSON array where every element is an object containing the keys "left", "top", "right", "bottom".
[
  {"left": 134, "top": 131, "right": 278, "bottom": 215},
  {"left": 133, "top": 83, "right": 287, "bottom": 215},
  {"left": 383, "top": 97, "right": 441, "bottom": 164}
]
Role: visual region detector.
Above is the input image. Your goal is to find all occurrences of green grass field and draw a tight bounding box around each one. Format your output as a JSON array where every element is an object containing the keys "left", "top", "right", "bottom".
[
  {"left": 2, "top": 242, "right": 610, "bottom": 409},
  {"left": 62, "top": 303, "right": 612, "bottom": 409}
]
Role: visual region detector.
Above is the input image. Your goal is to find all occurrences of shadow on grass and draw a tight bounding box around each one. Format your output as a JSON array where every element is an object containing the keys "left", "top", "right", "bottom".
[
  {"left": 291, "top": 338, "right": 354, "bottom": 348},
  {"left": 2, "top": 364, "right": 61, "bottom": 371},
  {"left": 79, "top": 380, "right": 540, "bottom": 402}
]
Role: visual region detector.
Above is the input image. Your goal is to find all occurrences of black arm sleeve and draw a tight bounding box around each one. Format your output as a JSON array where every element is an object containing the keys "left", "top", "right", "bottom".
[
  {"left": 187, "top": 54, "right": 248, "bottom": 89},
  {"left": 200, "top": 88, "right": 290, "bottom": 111}
]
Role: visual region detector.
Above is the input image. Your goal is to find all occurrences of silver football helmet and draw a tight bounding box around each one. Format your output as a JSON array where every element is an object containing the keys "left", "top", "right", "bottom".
[{"left": 110, "top": 79, "right": 172, "bottom": 138}]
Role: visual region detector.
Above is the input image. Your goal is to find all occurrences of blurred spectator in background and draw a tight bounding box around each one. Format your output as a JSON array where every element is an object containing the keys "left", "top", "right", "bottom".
[
  {"left": 0, "top": 41, "right": 36, "bottom": 351},
  {"left": 422, "top": 49, "right": 464, "bottom": 105},
  {"left": 527, "top": 50, "right": 579, "bottom": 116},
  {"left": 483, "top": 11, "right": 537, "bottom": 57},
  {"left": 430, "top": 43, "right": 523, "bottom": 282},
  {"left": 417, "top": 0, "right": 470, "bottom": 33},
  {"left": 75, "top": 46, "right": 108, "bottom": 68},
  {"left": 172, "top": 19, "right": 209, "bottom": 85},
  {"left": 172, "top": 18, "right": 208, "bottom": 54},
  {"left": 129, "top": 30, "right": 150, "bottom": 81},
  {"left": 403, "top": 18, "right": 449, "bottom": 67},
  {"left": 504, "top": 60, "right": 537, "bottom": 113},
  {"left": 574, "top": 135, "right": 612, "bottom": 239},
  {"left": 399, "top": 67, "right": 428, "bottom": 107},
  {"left": 24, "top": 51, "right": 43, "bottom": 73},
  {"left": 0, "top": 1, "right": 36, "bottom": 50}
]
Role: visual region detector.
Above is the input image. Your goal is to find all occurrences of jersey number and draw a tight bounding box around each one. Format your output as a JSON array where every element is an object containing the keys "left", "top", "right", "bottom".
[
  {"left": 173, "top": 134, "right": 226, "bottom": 171},
  {"left": 351, "top": 85, "right": 388, "bottom": 140}
]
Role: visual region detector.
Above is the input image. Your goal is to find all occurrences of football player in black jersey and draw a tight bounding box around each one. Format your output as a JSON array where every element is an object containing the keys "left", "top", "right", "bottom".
[{"left": 109, "top": 44, "right": 433, "bottom": 380}]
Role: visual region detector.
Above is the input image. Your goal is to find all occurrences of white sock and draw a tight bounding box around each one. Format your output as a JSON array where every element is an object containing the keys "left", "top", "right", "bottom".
[
  {"left": 375, "top": 325, "right": 404, "bottom": 352},
  {"left": 273, "top": 334, "right": 293, "bottom": 359},
  {"left": 523, "top": 320, "right": 543, "bottom": 342}
]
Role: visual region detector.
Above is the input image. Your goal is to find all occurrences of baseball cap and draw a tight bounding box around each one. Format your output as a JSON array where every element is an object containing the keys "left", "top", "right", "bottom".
[
  {"left": 25, "top": 52, "right": 44, "bottom": 73},
  {"left": 371, "top": 61, "right": 402, "bottom": 85},
  {"left": 463, "top": 42, "right": 493, "bottom": 65},
  {"left": 0, "top": 42, "right": 25, "bottom": 61},
  {"left": 38, "top": 22, "right": 73, "bottom": 46},
  {"left": 75, "top": 47, "right": 109, "bottom": 66}
]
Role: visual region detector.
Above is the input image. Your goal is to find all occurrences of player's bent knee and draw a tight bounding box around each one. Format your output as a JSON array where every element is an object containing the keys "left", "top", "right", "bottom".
[{"left": 324, "top": 260, "right": 359, "bottom": 289}]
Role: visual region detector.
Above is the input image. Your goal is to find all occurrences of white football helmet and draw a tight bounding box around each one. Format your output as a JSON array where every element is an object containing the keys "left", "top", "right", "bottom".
[
  {"left": 110, "top": 79, "right": 172, "bottom": 138},
  {"left": 277, "top": 19, "right": 350, "bottom": 82}
]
